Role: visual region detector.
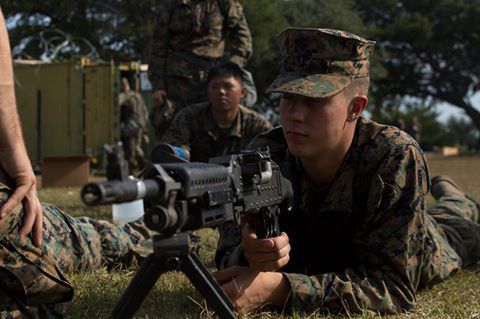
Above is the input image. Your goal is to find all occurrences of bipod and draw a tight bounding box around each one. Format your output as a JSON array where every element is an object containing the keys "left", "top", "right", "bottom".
[{"left": 111, "top": 232, "right": 237, "bottom": 319}]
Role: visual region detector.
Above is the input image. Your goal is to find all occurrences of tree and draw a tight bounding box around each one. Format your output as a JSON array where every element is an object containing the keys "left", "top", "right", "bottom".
[
  {"left": 373, "top": 99, "right": 451, "bottom": 150},
  {"left": 446, "top": 117, "right": 480, "bottom": 151},
  {"left": 355, "top": 0, "right": 480, "bottom": 135},
  {"left": 2, "top": 1, "right": 159, "bottom": 62},
  {"left": 242, "top": 0, "right": 372, "bottom": 100}
]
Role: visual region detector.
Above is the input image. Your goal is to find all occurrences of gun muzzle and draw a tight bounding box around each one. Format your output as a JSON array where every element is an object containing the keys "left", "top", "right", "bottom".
[{"left": 81, "top": 179, "right": 161, "bottom": 206}]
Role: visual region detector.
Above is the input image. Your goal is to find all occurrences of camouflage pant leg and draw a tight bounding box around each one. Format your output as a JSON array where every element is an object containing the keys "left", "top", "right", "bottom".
[
  {"left": 71, "top": 216, "right": 155, "bottom": 268},
  {"left": 121, "top": 134, "right": 148, "bottom": 172},
  {"left": 427, "top": 193, "right": 480, "bottom": 266},
  {"left": 0, "top": 185, "right": 155, "bottom": 317},
  {"left": 0, "top": 288, "right": 64, "bottom": 319}
]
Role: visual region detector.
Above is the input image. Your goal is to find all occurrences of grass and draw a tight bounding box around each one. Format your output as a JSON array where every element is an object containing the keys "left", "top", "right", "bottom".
[{"left": 35, "top": 155, "right": 480, "bottom": 318}]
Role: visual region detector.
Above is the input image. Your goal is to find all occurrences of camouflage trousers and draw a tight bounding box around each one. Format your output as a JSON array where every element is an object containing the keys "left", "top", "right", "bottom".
[
  {"left": 121, "top": 133, "right": 148, "bottom": 173},
  {"left": 0, "top": 184, "right": 155, "bottom": 318},
  {"left": 428, "top": 192, "right": 480, "bottom": 267}
]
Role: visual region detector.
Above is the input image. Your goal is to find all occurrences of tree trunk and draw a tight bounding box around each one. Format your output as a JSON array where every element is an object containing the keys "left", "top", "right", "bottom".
[{"left": 438, "top": 94, "right": 480, "bottom": 133}]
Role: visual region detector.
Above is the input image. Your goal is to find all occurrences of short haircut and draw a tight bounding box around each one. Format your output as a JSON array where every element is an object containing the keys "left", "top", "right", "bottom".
[
  {"left": 207, "top": 62, "right": 244, "bottom": 85},
  {"left": 344, "top": 76, "right": 370, "bottom": 98}
]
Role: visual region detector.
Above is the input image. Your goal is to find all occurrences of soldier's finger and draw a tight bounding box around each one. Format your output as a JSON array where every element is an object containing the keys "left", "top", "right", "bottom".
[
  {"left": 212, "top": 265, "right": 242, "bottom": 284},
  {"left": 245, "top": 243, "right": 290, "bottom": 267},
  {"left": 18, "top": 204, "right": 35, "bottom": 241},
  {"left": 271, "top": 232, "right": 289, "bottom": 250},
  {"left": 259, "top": 254, "right": 290, "bottom": 271},
  {"left": 0, "top": 184, "right": 29, "bottom": 218},
  {"left": 241, "top": 223, "right": 274, "bottom": 250},
  {"left": 31, "top": 209, "right": 43, "bottom": 246},
  {"left": 220, "top": 279, "right": 242, "bottom": 302}
]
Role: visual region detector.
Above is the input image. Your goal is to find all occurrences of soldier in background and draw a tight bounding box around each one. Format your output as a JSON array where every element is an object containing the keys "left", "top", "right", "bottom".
[
  {"left": 161, "top": 62, "right": 271, "bottom": 163},
  {"left": 119, "top": 77, "right": 149, "bottom": 172},
  {"left": 148, "top": 0, "right": 254, "bottom": 140}
]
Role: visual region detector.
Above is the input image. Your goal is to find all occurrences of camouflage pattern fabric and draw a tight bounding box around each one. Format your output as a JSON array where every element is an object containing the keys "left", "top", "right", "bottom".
[
  {"left": 266, "top": 28, "right": 375, "bottom": 98},
  {"left": 148, "top": 0, "right": 252, "bottom": 119},
  {"left": 161, "top": 102, "right": 272, "bottom": 163},
  {"left": 0, "top": 183, "right": 155, "bottom": 318},
  {"left": 149, "top": 0, "right": 252, "bottom": 91},
  {"left": 216, "top": 117, "right": 480, "bottom": 315},
  {"left": 119, "top": 91, "right": 149, "bottom": 171}
]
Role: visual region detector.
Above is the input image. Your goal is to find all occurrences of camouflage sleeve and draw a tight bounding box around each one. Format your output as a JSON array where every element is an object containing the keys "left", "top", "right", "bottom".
[
  {"left": 148, "top": 0, "right": 172, "bottom": 91},
  {"left": 244, "top": 113, "right": 273, "bottom": 142},
  {"left": 220, "top": 0, "right": 252, "bottom": 67},
  {"left": 283, "top": 143, "right": 430, "bottom": 314},
  {"left": 160, "top": 108, "right": 193, "bottom": 150},
  {"left": 257, "top": 115, "right": 273, "bottom": 132}
]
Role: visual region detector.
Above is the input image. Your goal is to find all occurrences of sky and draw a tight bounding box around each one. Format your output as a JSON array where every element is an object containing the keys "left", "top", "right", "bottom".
[{"left": 437, "top": 92, "right": 480, "bottom": 123}]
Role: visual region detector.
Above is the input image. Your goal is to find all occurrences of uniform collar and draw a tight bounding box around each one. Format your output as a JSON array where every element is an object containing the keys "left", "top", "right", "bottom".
[
  {"left": 295, "top": 118, "right": 377, "bottom": 215},
  {"left": 206, "top": 104, "right": 244, "bottom": 141}
]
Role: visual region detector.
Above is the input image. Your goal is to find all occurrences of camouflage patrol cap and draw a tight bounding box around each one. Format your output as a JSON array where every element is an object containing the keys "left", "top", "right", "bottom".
[{"left": 266, "top": 27, "right": 375, "bottom": 98}]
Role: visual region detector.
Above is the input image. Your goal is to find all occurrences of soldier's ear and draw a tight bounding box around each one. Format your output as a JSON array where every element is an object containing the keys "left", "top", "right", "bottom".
[
  {"left": 347, "top": 95, "right": 368, "bottom": 122},
  {"left": 240, "top": 85, "right": 246, "bottom": 98}
]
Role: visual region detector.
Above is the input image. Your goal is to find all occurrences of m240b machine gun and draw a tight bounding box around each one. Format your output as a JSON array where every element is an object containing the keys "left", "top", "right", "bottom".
[{"left": 81, "top": 145, "right": 293, "bottom": 319}]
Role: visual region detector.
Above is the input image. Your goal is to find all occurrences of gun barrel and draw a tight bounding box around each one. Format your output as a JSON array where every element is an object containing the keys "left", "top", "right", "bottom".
[{"left": 81, "top": 179, "right": 161, "bottom": 206}]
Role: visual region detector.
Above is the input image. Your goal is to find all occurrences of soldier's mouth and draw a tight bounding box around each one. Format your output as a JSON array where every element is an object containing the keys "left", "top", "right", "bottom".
[{"left": 286, "top": 130, "right": 308, "bottom": 137}]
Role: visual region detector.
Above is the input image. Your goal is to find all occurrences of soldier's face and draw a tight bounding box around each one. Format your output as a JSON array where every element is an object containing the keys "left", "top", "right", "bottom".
[
  {"left": 279, "top": 92, "right": 354, "bottom": 160},
  {"left": 208, "top": 75, "right": 245, "bottom": 112}
]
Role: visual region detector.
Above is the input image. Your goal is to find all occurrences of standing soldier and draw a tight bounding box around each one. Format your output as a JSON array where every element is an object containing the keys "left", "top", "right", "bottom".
[
  {"left": 148, "top": 0, "right": 253, "bottom": 140},
  {"left": 119, "top": 77, "right": 149, "bottom": 172}
]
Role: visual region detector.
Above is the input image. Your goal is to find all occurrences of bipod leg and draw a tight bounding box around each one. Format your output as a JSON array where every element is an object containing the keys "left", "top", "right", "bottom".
[
  {"left": 111, "top": 254, "right": 165, "bottom": 319},
  {"left": 181, "top": 252, "right": 237, "bottom": 319}
]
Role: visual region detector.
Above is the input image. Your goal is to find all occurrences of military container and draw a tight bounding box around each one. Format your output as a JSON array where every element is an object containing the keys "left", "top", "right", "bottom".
[{"left": 13, "top": 59, "right": 152, "bottom": 173}]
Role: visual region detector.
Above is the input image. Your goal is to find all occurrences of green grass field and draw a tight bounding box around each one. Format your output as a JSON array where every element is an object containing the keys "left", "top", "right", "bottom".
[{"left": 36, "top": 155, "right": 480, "bottom": 319}]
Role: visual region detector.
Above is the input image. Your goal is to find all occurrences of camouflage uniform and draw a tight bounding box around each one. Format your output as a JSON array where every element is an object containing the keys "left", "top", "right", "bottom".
[
  {"left": 0, "top": 183, "right": 155, "bottom": 318},
  {"left": 148, "top": 0, "right": 253, "bottom": 137},
  {"left": 161, "top": 102, "right": 272, "bottom": 163},
  {"left": 216, "top": 28, "right": 480, "bottom": 315},
  {"left": 119, "top": 90, "right": 149, "bottom": 171}
]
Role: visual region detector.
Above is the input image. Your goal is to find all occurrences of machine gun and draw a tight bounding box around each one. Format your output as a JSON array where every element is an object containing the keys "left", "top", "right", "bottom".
[{"left": 81, "top": 144, "right": 293, "bottom": 319}]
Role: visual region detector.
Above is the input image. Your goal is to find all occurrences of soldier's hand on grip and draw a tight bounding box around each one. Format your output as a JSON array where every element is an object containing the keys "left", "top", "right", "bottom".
[{"left": 241, "top": 222, "right": 290, "bottom": 272}]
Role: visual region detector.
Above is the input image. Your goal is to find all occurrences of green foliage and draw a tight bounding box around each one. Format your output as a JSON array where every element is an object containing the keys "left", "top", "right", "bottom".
[
  {"left": 2, "top": 0, "right": 159, "bottom": 61},
  {"left": 240, "top": 0, "right": 288, "bottom": 100},
  {"left": 355, "top": 0, "right": 480, "bottom": 133},
  {"left": 445, "top": 116, "right": 480, "bottom": 150},
  {"left": 241, "top": 0, "right": 374, "bottom": 99},
  {"left": 4, "top": 0, "right": 479, "bottom": 144},
  {"left": 372, "top": 99, "right": 452, "bottom": 150}
]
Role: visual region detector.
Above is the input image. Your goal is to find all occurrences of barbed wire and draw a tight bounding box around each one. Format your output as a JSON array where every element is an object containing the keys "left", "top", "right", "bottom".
[{"left": 12, "top": 28, "right": 100, "bottom": 62}]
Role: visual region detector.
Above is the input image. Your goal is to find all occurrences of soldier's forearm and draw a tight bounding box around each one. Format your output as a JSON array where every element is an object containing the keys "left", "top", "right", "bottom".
[{"left": 0, "top": 9, "right": 25, "bottom": 149}]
